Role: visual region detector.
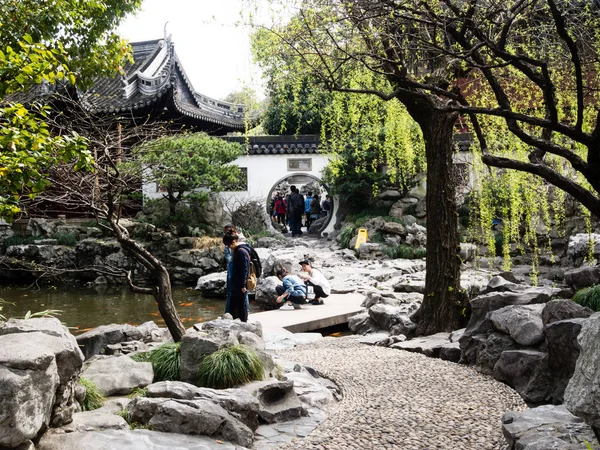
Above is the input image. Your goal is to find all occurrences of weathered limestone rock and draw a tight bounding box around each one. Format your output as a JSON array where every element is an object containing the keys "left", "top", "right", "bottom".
[
  {"left": 542, "top": 299, "right": 593, "bottom": 325},
  {"left": 194, "top": 272, "right": 226, "bottom": 297},
  {"left": 81, "top": 356, "right": 153, "bottom": 396},
  {"left": 0, "top": 318, "right": 84, "bottom": 448},
  {"left": 36, "top": 429, "right": 244, "bottom": 450},
  {"left": 564, "top": 265, "right": 600, "bottom": 289},
  {"left": 493, "top": 349, "right": 552, "bottom": 404},
  {"left": 545, "top": 318, "right": 586, "bottom": 403},
  {"left": 488, "top": 304, "right": 545, "bottom": 346},
  {"left": 502, "top": 405, "right": 597, "bottom": 450},
  {"left": 241, "top": 379, "right": 304, "bottom": 424},
  {"left": 146, "top": 381, "right": 260, "bottom": 431},
  {"left": 368, "top": 303, "right": 418, "bottom": 337},
  {"left": 76, "top": 324, "right": 144, "bottom": 360},
  {"left": 179, "top": 327, "right": 238, "bottom": 384},
  {"left": 127, "top": 397, "right": 254, "bottom": 447},
  {"left": 565, "top": 312, "right": 600, "bottom": 437}
]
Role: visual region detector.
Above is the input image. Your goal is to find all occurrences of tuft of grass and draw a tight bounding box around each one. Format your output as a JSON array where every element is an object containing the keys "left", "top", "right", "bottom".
[
  {"left": 339, "top": 225, "right": 357, "bottom": 249},
  {"left": 79, "top": 377, "right": 105, "bottom": 411},
  {"left": 2, "top": 235, "right": 44, "bottom": 248},
  {"left": 573, "top": 285, "right": 600, "bottom": 311},
  {"left": 383, "top": 244, "right": 426, "bottom": 259},
  {"left": 128, "top": 387, "right": 148, "bottom": 399},
  {"left": 130, "top": 351, "right": 151, "bottom": 362},
  {"left": 147, "top": 342, "right": 181, "bottom": 381},
  {"left": 51, "top": 232, "right": 78, "bottom": 246},
  {"left": 197, "top": 345, "right": 264, "bottom": 389}
]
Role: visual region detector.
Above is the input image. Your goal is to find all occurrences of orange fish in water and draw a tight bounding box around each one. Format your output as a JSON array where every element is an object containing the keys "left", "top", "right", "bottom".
[
  {"left": 150, "top": 312, "right": 159, "bottom": 316},
  {"left": 197, "top": 317, "right": 203, "bottom": 321},
  {"left": 178, "top": 302, "right": 194, "bottom": 307},
  {"left": 329, "top": 332, "right": 343, "bottom": 337},
  {"left": 78, "top": 327, "right": 94, "bottom": 333}
]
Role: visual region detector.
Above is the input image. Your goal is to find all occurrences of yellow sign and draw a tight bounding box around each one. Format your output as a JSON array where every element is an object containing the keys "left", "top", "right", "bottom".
[{"left": 354, "top": 228, "right": 368, "bottom": 249}]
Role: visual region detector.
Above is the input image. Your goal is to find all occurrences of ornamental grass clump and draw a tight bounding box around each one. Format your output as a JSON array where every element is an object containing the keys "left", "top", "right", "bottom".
[
  {"left": 573, "top": 285, "right": 600, "bottom": 312},
  {"left": 197, "top": 345, "right": 264, "bottom": 389},
  {"left": 79, "top": 377, "right": 105, "bottom": 411},
  {"left": 148, "top": 342, "right": 181, "bottom": 381}
]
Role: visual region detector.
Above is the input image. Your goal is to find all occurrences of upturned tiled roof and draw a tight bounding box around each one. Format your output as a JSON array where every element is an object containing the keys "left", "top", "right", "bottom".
[
  {"left": 78, "top": 37, "right": 247, "bottom": 131},
  {"left": 221, "top": 135, "right": 322, "bottom": 155},
  {"left": 6, "top": 37, "right": 247, "bottom": 133}
]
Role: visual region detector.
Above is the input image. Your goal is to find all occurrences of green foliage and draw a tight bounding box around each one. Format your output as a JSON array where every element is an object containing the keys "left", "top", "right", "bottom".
[
  {"left": 51, "top": 232, "right": 78, "bottom": 246},
  {"left": 573, "top": 285, "right": 600, "bottom": 312},
  {"left": 2, "top": 235, "right": 44, "bottom": 248},
  {"left": 22, "top": 309, "right": 62, "bottom": 320},
  {"left": 197, "top": 345, "right": 264, "bottom": 389},
  {"left": 129, "top": 132, "right": 243, "bottom": 216},
  {"left": 130, "top": 351, "right": 151, "bottom": 362},
  {"left": 0, "top": 0, "right": 141, "bottom": 221},
  {"left": 0, "top": 298, "right": 14, "bottom": 321},
  {"left": 382, "top": 245, "right": 426, "bottom": 260},
  {"left": 146, "top": 342, "right": 181, "bottom": 382},
  {"left": 79, "top": 377, "right": 105, "bottom": 411},
  {"left": 339, "top": 225, "right": 357, "bottom": 249},
  {"left": 128, "top": 387, "right": 148, "bottom": 399}
]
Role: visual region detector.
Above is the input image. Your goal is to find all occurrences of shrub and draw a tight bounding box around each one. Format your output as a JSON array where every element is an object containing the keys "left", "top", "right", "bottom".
[
  {"left": 140, "top": 342, "right": 181, "bottom": 381},
  {"left": 573, "top": 285, "right": 600, "bottom": 311},
  {"left": 79, "top": 377, "right": 105, "bottom": 411},
  {"left": 2, "top": 235, "right": 44, "bottom": 248},
  {"left": 383, "top": 244, "right": 426, "bottom": 259},
  {"left": 339, "top": 225, "right": 357, "bottom": 249},
  {"left": 51, "top": 232, "right": 78, "bottom": 246},
  {"left": 197, "top": 345, "right": 264, "bottom": 389}
]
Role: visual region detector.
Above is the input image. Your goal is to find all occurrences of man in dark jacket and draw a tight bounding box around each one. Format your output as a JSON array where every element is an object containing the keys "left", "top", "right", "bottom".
[
  {"left": 222, "top": 234, "right": 250, "bottom": 322},
  {"left": 286, "top": 185, "right": 305, "bottom": 237}
]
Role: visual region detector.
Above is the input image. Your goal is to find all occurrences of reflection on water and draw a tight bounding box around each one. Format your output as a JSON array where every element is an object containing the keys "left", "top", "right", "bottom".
[{"left": 0, "top": 285, "right": 227, "bottom": 334}]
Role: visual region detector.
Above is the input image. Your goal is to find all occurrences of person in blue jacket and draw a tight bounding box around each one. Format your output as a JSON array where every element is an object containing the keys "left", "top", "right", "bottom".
[{"left": 275, "top": 267, "right": 307, "bottom": 310}]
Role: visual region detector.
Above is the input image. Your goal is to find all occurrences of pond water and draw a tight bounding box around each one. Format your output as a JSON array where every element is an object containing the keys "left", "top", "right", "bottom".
[{"left": 0, "top": 286, "right": 235, "bottom": 334}]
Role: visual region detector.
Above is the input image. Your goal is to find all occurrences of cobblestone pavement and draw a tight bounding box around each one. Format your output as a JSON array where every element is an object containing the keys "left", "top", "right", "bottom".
[{"left": 273, "top": 336, "right": 527, "bottom": 450}]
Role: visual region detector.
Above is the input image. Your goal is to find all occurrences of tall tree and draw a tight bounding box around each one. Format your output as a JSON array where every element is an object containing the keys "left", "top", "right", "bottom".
[
  {"left": 250, "top": 0, "right": 600, "bottom": 334},
  {"left": 131, "top": 133, "right": 244, "bottom": 216},
  {"left": 0, "top": 0, "right": 141, "bottom": 220}
]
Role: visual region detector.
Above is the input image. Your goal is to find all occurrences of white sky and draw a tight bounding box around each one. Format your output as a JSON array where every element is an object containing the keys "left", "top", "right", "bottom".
[{"left": 118, "top": 0, "right": 276, "bottom": 101}]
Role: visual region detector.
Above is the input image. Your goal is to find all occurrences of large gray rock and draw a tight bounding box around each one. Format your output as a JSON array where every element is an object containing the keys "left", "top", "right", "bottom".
[
  {"left": 542, "top": 299, "right": 593, "bottom": 326},
  {"left": 179, "top": 327, "right": 238, "bottom": 384},
  {"left": 493, "top": 350, "right": 552, "bottom": 404},
  {"left": 566, "top": 233, "right": 600, "bottom": 262},
  {"left": 0, "top": 318, "right": 84, "bottom": 448},
  {"left": 127, "top": 397, "right": 253, "bottom": 447},
  {"left": 194, "top": 272, "right": 227, "bottom": 297},
  {"left": 488, "top": 304, "right": 546, "bottom": 346},
  {"left": 146, "top": 381, "right": 260, "bottom": 431},
  {"left": 241, "top": 379, "right": 304, "bottom": 424},
  {"left": 198, "top": 318, "right": 263, "bottom": 339},
  {"left": 391, "top": 332, "right": 452, "bottom": 359},
  {"left": 565, "top": 313, "right": 600, "bottom": 435},
  {"left": 502, "top": 404, "right": 596, "bottom": 450},
  {"left": 81, "top": 356, "right": 153, "bottom": 396},
  {"left": 468, "top": 332, "right": 518, "bottom": 375},
  {"left": 564, "top": 266, "right": 600, "bottom": 289},
  {"left": 545, "top": 318, "right": 586, "bottom": 403},
  {"left": 368, "top": 303, "right": 417, "bottom": 337},
  {"left": 76, "top": 324, "right": 144, "bottom": 360},
  {"left": 36, "top": 429, "right": 244, "bottom": 450}
]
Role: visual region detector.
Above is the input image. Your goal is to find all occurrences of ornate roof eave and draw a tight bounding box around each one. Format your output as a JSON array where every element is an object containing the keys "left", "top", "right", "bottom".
[{"left": 79, "top": 83, "right": 171, "bottom": 114}]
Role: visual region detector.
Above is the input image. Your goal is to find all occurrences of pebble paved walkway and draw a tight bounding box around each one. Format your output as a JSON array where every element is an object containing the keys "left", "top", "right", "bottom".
[{"left": 274, "top": 336, "right": 527, "bottom": 450}]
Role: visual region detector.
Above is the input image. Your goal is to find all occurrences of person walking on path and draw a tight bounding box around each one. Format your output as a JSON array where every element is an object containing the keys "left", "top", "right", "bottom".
[
  {"left": 298, "top": 259, "right": 330, "bottom": 305},
  {"left": 222, "top": 233, "right": 251, "bottom": 322},
  {"left": 304, "top": 191, "right": 313, "bottom": 229},
  {"left": 274, "top": 195, "right": 287, "bottom": 225},
  {"left": 321, "top": 194, "right": 331, "bottom": 217},
  {"left": 275, "top": 268, "right": 307, "bottom": 309},
  {"left": 287, "top": 186, "right": 305, "bottom": 237}
]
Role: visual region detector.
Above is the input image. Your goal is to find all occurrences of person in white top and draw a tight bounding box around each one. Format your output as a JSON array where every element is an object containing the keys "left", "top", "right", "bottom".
[{"left": 298, "top": 260, "right": 331, "bottom": 305}]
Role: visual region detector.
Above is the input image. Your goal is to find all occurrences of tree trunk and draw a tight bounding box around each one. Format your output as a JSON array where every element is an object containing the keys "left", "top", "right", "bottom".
[
  {"left": 153, "top": 269, "right": 185, "bottom": 342},
  {"left": 111, "top": 222, "right": 186, "bottom": 342},
  {"left": 410, "top": 109, "right": 467, "bottom": 335}
]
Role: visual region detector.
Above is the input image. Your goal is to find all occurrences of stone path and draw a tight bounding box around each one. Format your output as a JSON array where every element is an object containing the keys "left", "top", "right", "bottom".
[{"left": 269, "top": 336, "right": 526, "bottom": 450}]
